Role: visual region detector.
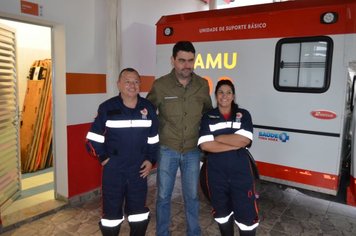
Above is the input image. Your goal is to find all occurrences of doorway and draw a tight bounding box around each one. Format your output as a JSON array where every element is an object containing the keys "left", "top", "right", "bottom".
[{"left": 0, "top": 19, "right": 64, "bottom": 228}]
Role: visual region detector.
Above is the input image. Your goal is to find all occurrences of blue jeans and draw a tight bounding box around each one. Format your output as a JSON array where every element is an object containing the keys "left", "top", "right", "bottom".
[{"left": 156, "top": 145, "right": 201, "bottom": 236}]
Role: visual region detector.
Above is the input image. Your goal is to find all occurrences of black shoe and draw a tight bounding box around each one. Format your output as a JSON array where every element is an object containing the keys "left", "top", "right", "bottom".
[
  {"left": 217, "top": 217, "right": 234, "bottom": 236},
  {"left": 129, "top": 218, "right": 150, "bottom": 236},
  {"left": 238, "top": 228, "right": 256, "bottom": 236},
  {"left": 99, "top": 221, "right": 121, "bottom": 236}
]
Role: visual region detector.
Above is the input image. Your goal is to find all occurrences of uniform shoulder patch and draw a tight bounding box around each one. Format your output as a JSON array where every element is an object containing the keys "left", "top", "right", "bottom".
[{"left": 140, "top": 108, "right": 148, "bottom": 119}]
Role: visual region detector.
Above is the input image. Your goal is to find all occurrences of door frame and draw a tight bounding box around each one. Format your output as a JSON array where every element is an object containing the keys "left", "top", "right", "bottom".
[{"left": 0, "top": 14, "right": 69, "bottom": 201}]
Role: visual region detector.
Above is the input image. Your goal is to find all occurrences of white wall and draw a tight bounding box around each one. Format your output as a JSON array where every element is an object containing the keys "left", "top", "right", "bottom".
[
  {"left": 217, "top": 0, "right": 274, "bottom": 9},
  {"left": 120, "top": 0, "right": 208, "bottom": 78}
]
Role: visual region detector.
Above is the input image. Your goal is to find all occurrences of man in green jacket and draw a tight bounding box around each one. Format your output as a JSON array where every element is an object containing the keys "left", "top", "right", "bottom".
[{"left": 147, "top": 41, "right": 212, "bottom": 236}]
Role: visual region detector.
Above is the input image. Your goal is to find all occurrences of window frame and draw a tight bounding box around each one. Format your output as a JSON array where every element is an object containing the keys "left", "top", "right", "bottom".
[{"left": 273, "top": 36, "right": 333, "bottom": 93}]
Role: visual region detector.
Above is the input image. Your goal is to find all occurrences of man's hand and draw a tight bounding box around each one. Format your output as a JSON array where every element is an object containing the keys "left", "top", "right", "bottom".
[{"left": 140, "top": 160, "right": 152, "bottom": 178}]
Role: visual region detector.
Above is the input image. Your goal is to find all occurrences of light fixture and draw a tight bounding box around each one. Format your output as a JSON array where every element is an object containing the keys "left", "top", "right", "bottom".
[
  {"left": 163, "top": 27, "right": 173, "bottom": 36},
  {"left": 321, "top": 12, "right": 338, "bottom": 24}
]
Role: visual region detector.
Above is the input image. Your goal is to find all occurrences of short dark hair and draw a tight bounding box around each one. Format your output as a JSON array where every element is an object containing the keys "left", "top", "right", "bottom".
[
  {"left": 172, "top": 41, "right": 196, "bottom": 58},
  {"left": 118, "top": 67, "right": 140, "bottom": 80}
]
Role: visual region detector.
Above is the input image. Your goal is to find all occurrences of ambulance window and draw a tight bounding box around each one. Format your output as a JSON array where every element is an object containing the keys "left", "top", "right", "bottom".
[{"left": 274, "top": 36, "right": 333, "bottom": 93}]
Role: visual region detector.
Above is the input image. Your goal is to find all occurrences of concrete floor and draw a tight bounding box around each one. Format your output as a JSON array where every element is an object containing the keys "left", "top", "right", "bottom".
[{"left": 1, "top": 172, "right": 356, "bottom": 235}]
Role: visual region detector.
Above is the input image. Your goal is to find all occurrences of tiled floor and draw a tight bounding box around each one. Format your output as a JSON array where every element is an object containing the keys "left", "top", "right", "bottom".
[{"left": 1, "top": 172, "right": 356, "bottom": 235}]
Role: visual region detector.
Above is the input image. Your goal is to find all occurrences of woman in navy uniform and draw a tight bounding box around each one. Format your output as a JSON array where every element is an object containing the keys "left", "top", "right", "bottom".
[
  {"left": 86, "top": 68, "right": 159, "bottom": 236},
  {"left": 198, "top": 80, "right": 259, "bottom": 236}
]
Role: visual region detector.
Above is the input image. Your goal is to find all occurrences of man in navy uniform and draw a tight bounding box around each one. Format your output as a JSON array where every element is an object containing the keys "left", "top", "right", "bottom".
[{"left": 86, "top": 68, "right": 159, "bottom": 236}]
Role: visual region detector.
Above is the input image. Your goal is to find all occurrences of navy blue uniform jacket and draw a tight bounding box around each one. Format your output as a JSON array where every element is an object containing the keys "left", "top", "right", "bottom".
[{"left": 86, "top": 94, "right": 159, "bottom": 171}]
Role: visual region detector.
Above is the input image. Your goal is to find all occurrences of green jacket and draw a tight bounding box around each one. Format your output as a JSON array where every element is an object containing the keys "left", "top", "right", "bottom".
[{"left": 147, "top": 69, "right": 212, "bottom": 153}]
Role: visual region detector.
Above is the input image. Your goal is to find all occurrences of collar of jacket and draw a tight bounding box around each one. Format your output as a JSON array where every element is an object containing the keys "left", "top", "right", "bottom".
[{"left": 169, "top": 69, "right": 196, "bottom": 89}]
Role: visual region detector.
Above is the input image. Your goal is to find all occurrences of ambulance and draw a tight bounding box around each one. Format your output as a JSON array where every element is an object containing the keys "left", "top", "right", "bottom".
[{"left": 155, "top": 0, "right": 356, "bottom": 206}]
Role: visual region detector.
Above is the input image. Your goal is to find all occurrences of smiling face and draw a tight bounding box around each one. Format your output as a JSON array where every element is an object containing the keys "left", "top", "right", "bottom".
[
  {"left": 216, "top": 84, "right": 235, "bottom": 111},
  {"left": 171, "top": 50, "right": 195, "bottom": 80},
  {"left": 117, "top": 70, "right": 140, "bottom": 99}
]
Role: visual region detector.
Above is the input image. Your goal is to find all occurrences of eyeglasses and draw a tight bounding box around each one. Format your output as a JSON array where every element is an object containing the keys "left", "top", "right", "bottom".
[{"left": 217, "top": 90, "right": 233, "bottom": 96}]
